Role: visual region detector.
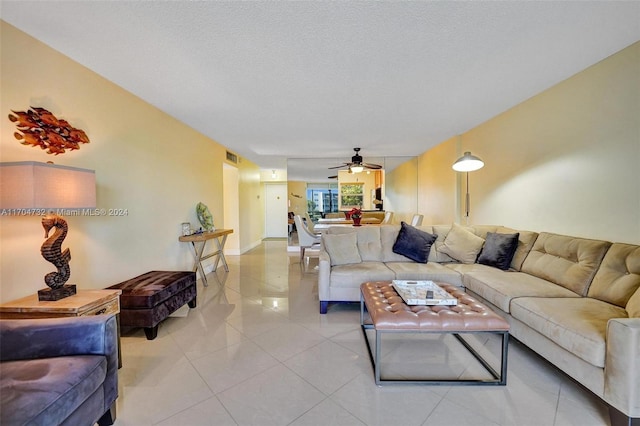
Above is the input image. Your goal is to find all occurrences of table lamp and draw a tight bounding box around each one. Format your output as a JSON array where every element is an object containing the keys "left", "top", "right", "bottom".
[{"left": 0, "top": 161, "right": 96, "bottom": 300}]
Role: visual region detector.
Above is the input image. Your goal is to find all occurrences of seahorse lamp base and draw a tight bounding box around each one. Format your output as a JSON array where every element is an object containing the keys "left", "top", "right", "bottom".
[{"left": 38, "top": 284, "right": 77, "bottom": 301}]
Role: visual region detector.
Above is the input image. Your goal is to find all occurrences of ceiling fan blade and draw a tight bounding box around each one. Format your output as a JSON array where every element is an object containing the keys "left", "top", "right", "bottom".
[
  {"left": 363, "top": 163, "right": 382, "bottom": 169},
  {"left": 328, "top": 163, "right": 350, "bottom": 169},
  {"left": 328, "top": 175, "right": 338, "bottom": 179}
]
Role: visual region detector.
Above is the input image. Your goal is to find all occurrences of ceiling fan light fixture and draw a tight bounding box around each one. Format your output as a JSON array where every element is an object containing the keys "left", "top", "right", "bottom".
[{"left": 350, "top": 165, "right": 364, "bottom": 173}]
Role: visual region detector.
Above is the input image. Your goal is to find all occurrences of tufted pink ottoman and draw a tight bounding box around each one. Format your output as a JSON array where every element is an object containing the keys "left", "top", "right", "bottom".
[{"left": 360, "top": 281, "right": 510, "bottom": 385}]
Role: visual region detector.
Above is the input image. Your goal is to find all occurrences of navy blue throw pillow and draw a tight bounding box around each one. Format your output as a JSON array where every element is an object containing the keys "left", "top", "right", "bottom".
[
  {"left": 392, "top": 222, "right": 437, "bottom": 263},
  {"left": 477, "top": 232, "right": 520, "bottom": 270}
]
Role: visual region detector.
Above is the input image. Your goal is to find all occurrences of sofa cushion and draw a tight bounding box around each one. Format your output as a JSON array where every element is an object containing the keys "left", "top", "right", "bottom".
[
  {"left": 463, "top": 270, "right": 580, "bottom": 313},
  {"left": 626, "top": 288, "right": 640, "bottom": 318},
  {"left": 496, "top": 227, "right": 539, "bottom": 271},
  {"left": 392, "top": 222, "right": 437, "bottom": 263},
  {"left": 326, "top": 226, "right": 383, "bottom": 262},
  {"left": 521, "top": 232, "right": 611, "bottom": 296},
  {"left": 385, "top": 262, "right": 463, "bottom": 286},
  {"left": 587, "top": 243, "right": 640, "bottom": 308},
  {"left": 477, "top": 232, "right": 520, "bottom": 270},
  {"left": 439, "top": 223, "right": 485, "bottom": 264},
  {"left": 510, "top": 297, "right": 628, "bottom": 368},
  {"left": 0, "top": 355, "right": 106, "bottom": 425},
  {"left": 323, "top": 232, "right": 362, "bottom": 266},
  {"left": 380, "top": 225, "right": 412, "bottom": 262},
  {"left": 329, "top": 262, "right": 395, "bottom": 288}
]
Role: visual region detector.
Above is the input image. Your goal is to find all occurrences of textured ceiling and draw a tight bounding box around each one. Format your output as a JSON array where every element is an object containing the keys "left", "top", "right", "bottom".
[{"left": 2, "top": 1, "right": 639, "bottom": 181}]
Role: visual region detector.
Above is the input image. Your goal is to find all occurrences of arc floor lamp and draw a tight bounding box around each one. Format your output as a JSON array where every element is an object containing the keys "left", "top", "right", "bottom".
[{"left": 452, "top": 152, "right": 484, "bottom": 224}]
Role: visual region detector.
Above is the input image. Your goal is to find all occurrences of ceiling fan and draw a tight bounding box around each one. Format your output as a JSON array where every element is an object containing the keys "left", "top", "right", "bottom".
[{"left": 328, "top": 148, "right": 382, "bottom": 173}]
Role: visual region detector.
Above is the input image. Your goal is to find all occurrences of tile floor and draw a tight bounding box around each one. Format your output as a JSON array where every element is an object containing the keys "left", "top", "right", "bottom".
[{"left": 114, "top": 239, "right": 611, "bottom": 426}]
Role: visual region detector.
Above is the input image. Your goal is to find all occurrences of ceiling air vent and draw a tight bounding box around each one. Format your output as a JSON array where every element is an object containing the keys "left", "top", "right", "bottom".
[{"left": 226, "top": 151, "right": 238, "bottom": 164}]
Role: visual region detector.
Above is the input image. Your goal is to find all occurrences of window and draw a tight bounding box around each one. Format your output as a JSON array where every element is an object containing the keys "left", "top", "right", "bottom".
[{"left": 340, "top": 183, "right": 364, "bottom": 209}]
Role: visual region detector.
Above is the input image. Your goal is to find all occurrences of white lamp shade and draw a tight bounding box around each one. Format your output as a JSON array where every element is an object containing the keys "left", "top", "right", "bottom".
[
  {"left": 0, "top": 162, "right": 96, "bottom": 209},
  {"left": 350, "top": 165, "right": 364, "bottom": 173},
  {"left": 452, "top": 152, "right": 484, "bottom": 172}
]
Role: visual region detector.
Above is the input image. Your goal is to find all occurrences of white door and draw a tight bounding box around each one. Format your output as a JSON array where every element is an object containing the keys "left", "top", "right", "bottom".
[{"left": 264, "top": 183, "right": 288, "bottom": 238}]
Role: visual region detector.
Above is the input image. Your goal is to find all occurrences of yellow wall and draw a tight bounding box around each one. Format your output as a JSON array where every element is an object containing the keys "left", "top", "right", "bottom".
[
  {"left": 287, "top": 181, "right": 307, "bottom": 216},
  {"left": 391, "top": 41, "right": 639, "bottom": 244},
  {"left": 0, "top": 22, "right": 263, "bottom": 301},
  {"left": 416, "top": 138, "right": 459, "bottom": 225},
  {"left": 385, "top": 158, "right": 418, "bottom": 224}
]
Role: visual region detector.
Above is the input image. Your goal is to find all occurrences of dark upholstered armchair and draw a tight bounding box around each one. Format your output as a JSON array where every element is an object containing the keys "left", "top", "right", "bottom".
[{"left": 0, "top": 315, "right": 119, "bottom": 426}]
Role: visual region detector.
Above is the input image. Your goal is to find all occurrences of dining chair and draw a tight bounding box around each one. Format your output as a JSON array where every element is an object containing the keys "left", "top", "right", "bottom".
[
  {"left": 382, "top": 211, "right": 394, "bottom": 224},
  {"left": 303, "top": 211, "right": 321, "bottom": 234},
  {"left": 411, "top": 214, "right": 424, "bottom": 226},
  {"left": 294, "top": 215, "right": 321, "bottom": 262}
]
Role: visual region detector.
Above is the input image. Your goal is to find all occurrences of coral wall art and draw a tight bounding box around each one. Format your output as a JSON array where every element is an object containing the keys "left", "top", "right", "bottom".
[{"left": 8, "top": 107, "right": 90, "bottom": 155}]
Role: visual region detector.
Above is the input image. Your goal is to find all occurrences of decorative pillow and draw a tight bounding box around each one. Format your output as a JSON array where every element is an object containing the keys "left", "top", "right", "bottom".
[
  {"left": 323, "top": 232, "right": 362, "bottom": 266},
  {"left": 439, "top": 223, "right": 485, "bottom": 264},
  {"left": 477, "top": 232, "right": 520, "bottom": 270},
  {"left": 392, "top": 222, "right": 437, "bottom": 263}
]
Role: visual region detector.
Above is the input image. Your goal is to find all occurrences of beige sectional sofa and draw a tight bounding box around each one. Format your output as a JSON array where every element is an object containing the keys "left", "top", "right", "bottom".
[{"left": 317, "top": 224, "right": 640, "bottom": 424}]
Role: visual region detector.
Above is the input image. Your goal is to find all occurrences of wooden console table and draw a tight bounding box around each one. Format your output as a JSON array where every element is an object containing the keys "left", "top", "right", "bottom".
[{"left": 179, "top": 228, "right": 233, "bottom": 286}]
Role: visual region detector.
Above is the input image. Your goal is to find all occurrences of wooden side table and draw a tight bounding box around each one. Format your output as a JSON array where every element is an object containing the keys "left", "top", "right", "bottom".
[
  {"left": 0, "top": 290, "right": 123, "bottom": 366},
  {"left": 179, "top": 228, "right": 233, "bottom": 286}
]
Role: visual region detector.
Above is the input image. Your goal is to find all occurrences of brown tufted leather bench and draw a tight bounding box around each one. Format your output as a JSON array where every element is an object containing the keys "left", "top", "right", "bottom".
[
  {"left": 360, "top": 281, "right": 510, "bottom": 385},
  {"left": 107, "top": 271, "right": 196, "bottom": 340}
]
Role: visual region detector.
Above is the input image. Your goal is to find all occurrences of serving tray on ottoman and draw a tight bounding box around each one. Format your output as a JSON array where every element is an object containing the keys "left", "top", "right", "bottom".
[{"left": 107, "top": 271, "right": 196, "bottom": 340}]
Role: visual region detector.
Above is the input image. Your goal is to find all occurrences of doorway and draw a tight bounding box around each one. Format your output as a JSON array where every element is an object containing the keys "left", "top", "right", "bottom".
[{"left": 264, "top": 183, "right": 288, "bottom": 238}]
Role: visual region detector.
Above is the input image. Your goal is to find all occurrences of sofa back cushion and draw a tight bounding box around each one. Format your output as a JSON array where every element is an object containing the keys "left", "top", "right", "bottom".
[
  {"left": 587, "top": 243, "right": 640, "bottom": 308},
  {"left": 521, "top": 232, "right": 611, "bottom": 296},
  {"left": 327, "top": 226, "right": 383, "bottom": 262},
  {"left": 322, "top": 232, "right": 362, "bottom": 266},
  {"left": 380, "top": 225, "right": 412, "bottom": 262},
  {"left": 495, "top": 227, "right": 538, "bottom": 271},
  {"left": 430, "top": 225, "right": 458, "bottom": 263},
  {"left": 439, "top": 223, "right": 486, "bottom": 264},
  {"left": 625, "top": 287, "right": 640, "bottom": 318}
]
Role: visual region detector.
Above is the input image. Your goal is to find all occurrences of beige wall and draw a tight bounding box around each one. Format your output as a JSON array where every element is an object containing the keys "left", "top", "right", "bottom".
[
  {"left": 0, "top": 22, "right": 263, "bottom": 301},
  {"left": 391, "top": 41, "right": 639, "bottom": 244}
]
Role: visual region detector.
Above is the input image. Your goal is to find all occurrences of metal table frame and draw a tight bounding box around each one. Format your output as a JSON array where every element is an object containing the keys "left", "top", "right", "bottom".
[
  {"left": 179, "top": 229, "right": 233, "bottom": 286},
  {"left": 360, "top": 292, "right": 509, "bottom": 386}
]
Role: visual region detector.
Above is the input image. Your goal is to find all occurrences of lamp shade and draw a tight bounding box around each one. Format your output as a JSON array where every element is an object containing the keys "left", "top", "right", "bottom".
[
  {"left": 0, "top": 162, "right": 96, "bottom": 209},
  {"left": 452, "top": 152, "right": 484, "bottom": 172},
  {"left": 350, "top": 165, "right": 364, "bottom": 173}
]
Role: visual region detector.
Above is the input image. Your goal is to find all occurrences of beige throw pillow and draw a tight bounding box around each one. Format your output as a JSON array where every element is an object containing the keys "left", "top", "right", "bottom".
[
  {"left": 323, "top": 232, "right": 362, "bottom": 266},
  {"left": 439, "top": 223, "right": 485, "bottom": 264}
]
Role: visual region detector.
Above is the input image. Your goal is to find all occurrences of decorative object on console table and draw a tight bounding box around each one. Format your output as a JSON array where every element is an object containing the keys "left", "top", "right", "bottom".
[
  {"left": 452, "top": 151, "right": 484, "bottom": 224},
  {"left": 196, "top": 201, "right": 215, "bottom": 231},
  {"left": 0, "top": 161, "right": 96, "bottom": 301}
]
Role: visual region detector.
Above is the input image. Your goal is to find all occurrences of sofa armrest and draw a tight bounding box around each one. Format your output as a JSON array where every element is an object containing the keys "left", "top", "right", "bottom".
[
  {"left": 0, "top": 315, "right": 117, "bottom": 362},
  {"left": 604, "top": 318, "right": 640, "bottom": 418},
  {"left": 318, "top": 249, "right": 331, "bottom": 301}
]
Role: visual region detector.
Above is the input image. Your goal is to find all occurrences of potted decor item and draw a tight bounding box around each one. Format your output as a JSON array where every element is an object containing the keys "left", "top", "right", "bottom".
[{"left": 349, "top": 208, "right": 362, "bottom": 226}]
